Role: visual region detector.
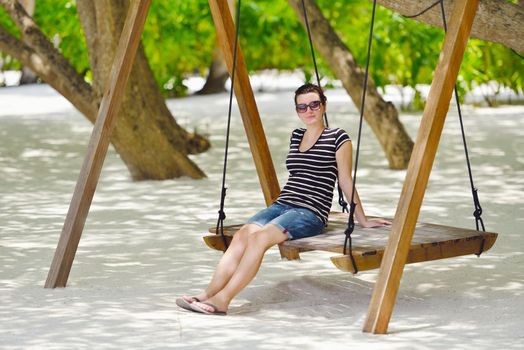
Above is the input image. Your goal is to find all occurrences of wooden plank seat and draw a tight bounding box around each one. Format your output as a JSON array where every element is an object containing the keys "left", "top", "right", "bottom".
[{"left": 203, "top": 212, "right": 498, "bottom": 273}]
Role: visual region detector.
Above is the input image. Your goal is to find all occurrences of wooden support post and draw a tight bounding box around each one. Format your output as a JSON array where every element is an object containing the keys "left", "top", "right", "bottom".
[
  {"left": 45, "top": 0, "right": 152, "bottom": 288},
  {"left": 208, "top": 0, "right": 280, "bottom": 206},
  {"left": 363, "top": 0, "right": 479, "bottom": 334}
]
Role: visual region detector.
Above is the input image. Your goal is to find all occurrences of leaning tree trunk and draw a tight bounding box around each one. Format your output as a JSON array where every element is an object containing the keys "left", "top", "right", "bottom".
[
  {"left": 0, "top": 0, "right": 210, "bottom": 180},
  {"left": 373, "top": 0, "right": 524, "bottom": 55},
  {"left": 288, "top": 0, "right": 413, "bottom": 169}
]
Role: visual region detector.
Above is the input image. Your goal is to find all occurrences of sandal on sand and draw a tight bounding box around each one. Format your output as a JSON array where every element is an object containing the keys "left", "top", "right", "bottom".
[
  {"left": 190, "top": 301, "right": 227, "bottom": 316},
  {"left": 176, "top": 296, "right": 200, "bottom": 312}
]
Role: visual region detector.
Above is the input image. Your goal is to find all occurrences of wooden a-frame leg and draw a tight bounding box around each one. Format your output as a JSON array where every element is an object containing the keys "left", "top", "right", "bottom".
[
  {"left": 363, "top": 0, "right": 479, "bottom": 334},
  {"left": 45, "top": 0, "right": 152, "bottom": 288},
  {"left": 209, "top": 0, "right": 292, "bottom": 258},
  {"left": 208, "top": 0, "right": 280, "bottom": 206}
]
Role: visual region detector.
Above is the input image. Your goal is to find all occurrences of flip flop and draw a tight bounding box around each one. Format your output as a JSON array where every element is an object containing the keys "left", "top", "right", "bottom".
[
  {"left": 175, "top": 296, "right": 200, "bottom": 312},
  {"left": 190, "top": 301, "right": 227, "bottom": 316}
]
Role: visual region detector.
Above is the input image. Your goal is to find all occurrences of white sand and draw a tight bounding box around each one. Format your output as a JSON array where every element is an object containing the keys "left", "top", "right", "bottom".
[{"left": 0, "top": 84, "right": 523, "bottom": 349}]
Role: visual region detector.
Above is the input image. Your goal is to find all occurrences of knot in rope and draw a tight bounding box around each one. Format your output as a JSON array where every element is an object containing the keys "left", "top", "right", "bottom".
[
  {"left": 343, "top": 225, "right": 358, "bottom": 274},
  {"left": 472, "top": 188, "right": 483, "bottom": 219},
  {"left": 338, "top": 197, "right": 349, "bottom": 213},
  {"left": 473, "top": 207, "right": 482, "bottom": 220},
  {"left": 345, "top": 222, "right": 355, "bottom": 238},
  {"left": 471, "top": 188, "right": 486, "bottom": 256},
  {"left": 217, "top": 186, "right": 228, "bottom": 221},
  {"left": 343, "top": 202, "right": 358, "bottom": 274},
  {"left": 216, "top": 185, "right": 230, "bottom": 251}
]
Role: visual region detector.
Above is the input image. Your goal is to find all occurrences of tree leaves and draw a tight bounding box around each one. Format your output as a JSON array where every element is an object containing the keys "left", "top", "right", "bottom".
[{"left": 0, "top": 0, "right": 521, "bottom": 100}]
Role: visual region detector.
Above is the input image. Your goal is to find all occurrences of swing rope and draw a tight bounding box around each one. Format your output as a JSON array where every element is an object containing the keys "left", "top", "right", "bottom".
[
  {"left": 300, "top": 0, "right": 349, "bottom": 214},
  {"left": 404, "top": 0, "right": 442, "bottom": 19},
  {"left": 404, "top": 0, "right": 486, "bottom": 254},
  {"left": 437, "top": 0, "right": 486, "bottom": 255},
  {"left": 340, "top": 0, "right": 378, "bottom": 274},
  {"left": 302, "top": 0, "right": 378, "bottom": 273},
  {"left": 215, "top": 0, "right": 242, "bottom": 252},
  {"left": 300, "top": 0, "right": 329, "bottom": 129},
  {"left": 299, "top": 1, "right": 487, "bottom": 270},
  {"left": 214, "top": 0, "right": 486, "bottom": 262}
]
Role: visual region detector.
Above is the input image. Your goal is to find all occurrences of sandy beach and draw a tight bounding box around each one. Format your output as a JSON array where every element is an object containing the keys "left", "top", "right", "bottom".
[{"left": 1, "top": 83, "right": 523, "bottom": 349}]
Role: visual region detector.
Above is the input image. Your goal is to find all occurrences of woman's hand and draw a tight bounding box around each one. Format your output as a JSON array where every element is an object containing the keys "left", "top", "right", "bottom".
[{"left": 360, "top": 218, "right": 392, "bottom": 228}]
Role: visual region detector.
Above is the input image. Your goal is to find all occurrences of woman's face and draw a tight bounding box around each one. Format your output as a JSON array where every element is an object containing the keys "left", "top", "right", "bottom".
[{"left": 295, "top": 92, "right": 325, "bottom": 127}]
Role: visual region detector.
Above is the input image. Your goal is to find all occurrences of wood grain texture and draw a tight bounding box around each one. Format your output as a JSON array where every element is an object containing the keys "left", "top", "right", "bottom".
[
  {"left": 208, "top": 0, "right": 280, "bottom": 205},
  {"left": 203, "top": 212, "right": 497, "bottom": 268},
  {"left": 363, "top": 0, "right": 480, "bottom": 334},
  {"left": 374, "top": 0, "right": 524, "bottom": 55}
]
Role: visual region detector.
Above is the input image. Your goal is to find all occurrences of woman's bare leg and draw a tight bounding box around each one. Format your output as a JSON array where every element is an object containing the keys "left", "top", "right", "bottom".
[
  {"left": 192, "top": 224, "right": 287, "bottom": 312},
  {"left": 189, "top": 223, "right": 261, "bottom": 302}
]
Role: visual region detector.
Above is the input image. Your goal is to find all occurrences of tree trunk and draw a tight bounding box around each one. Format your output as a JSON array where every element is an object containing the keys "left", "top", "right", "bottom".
[
  {"left": 0, "top": 0, "right": 210, "bottom": 180},
  {"left": 196, "top": 44, "right": 229, "bottom": 94},
  {"left": 197, "top": 0, "right": 234, "bottom": 95},
  {"left": 374, "top": 0, "right": 524, "bottom": 55},
  {"left": 18, "top": 0, "right": 38, "bottom": 85},
  {"left": 19, "top": 65, "right": 38, "bottom": 84},
  {"left": 288, "top": 0, "right": 414, "bottom": 169}
]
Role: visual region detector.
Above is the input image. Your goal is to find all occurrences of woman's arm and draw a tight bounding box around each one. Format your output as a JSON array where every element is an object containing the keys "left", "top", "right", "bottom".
[{"left": 335, "top": 141, "right": 390, "bottom": 228}]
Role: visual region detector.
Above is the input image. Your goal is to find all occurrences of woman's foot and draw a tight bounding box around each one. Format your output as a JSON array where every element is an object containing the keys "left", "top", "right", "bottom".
[
  {"left": 181, "top": 291, "right": 209, "bottom": 303},
  {"left": 190, "top": 296, "right": 228, "bottom": 315},
  {"left": 175, "top": 292, "right": 209, "bottom": 311}
]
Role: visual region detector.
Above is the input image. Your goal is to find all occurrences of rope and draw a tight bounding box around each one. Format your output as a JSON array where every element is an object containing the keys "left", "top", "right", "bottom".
[
  {"left": 438, "top": 1, "right": 486, "bottom": 256},
  {"left": 403, "top": 0, "right": 442, "bottom": 19},
  {"left": 342, "top": 0, "right": 378, "bottom": 274},
  {"left": 300, "top": 0, "right": 349, "bottom": 213},
  {"left": 215, "top": 0, "right": 242, "bottom": 252},
  {"left": 406, "top": 0, "right": 524, "bottom": 62},
  {"left": 511, "top": 49, "right": 524, "bottom": 60},
  {"left": 301, "top": 0, "right": 328, "bottom": 128}
]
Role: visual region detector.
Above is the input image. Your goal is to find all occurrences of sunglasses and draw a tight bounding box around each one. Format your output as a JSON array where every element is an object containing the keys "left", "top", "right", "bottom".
[{"left": 295, "top": 100, "right": 322, "bottom": 113}]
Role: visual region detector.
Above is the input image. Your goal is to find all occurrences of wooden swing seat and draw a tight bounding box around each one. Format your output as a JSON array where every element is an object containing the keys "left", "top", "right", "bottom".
[{"left": 203, "top": 212, "right": 498, "bottom": 273}]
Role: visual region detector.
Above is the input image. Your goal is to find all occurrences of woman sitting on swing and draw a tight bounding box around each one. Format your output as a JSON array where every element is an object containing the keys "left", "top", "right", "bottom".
[{"left": 177, "top": 83, "right": 390, "bottom": 315}]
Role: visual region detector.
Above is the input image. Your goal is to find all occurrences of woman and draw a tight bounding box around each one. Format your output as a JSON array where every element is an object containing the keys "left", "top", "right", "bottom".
[{"left": 177, "top": 83, "right": 390, "bottom": 315}]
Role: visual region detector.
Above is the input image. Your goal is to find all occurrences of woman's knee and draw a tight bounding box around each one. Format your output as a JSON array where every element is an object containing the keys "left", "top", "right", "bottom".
[
  {"left": 231, "top": 224, "right": 259, "bottom": 246},
  {"left": 231, "top": 231, "right": 247, "bottom": 248},
  {"left": 247, "top": 225, "right": 287, "bottom": 249}
]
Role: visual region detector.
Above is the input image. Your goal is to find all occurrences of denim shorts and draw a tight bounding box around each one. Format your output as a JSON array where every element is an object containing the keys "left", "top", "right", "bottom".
[{"left": 246, "top": 202, "right": 325, "bottom": 240}]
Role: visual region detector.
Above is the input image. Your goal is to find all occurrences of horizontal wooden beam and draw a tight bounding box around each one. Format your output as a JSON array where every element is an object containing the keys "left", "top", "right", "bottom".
[
  {"left": 331, "top": 233, "right": 496, "bottom": 272},
  {"left": 374, "top": 0, "right": 523, "bottom": 55},
  {"left": 203, "top": 214, "right": 498, "bottom": 270}
]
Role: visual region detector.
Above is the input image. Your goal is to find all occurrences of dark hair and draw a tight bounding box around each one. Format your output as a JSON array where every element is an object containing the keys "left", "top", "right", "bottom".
[{"left": 294, "top": 83, "right": 327, "bottom": 104}]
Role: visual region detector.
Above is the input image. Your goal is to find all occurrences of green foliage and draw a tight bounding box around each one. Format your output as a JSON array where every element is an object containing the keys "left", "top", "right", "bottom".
[
  {"left": 0, "top": 6, "right": 21, "bottom": 70},
  {"left": 240, "top": 1, "right": 310, "bottom": 71},
  {"left": 0, "top": 0, "right": 522, "bottom": 101},
  {"left": 0, "top": 1, "right": 88, "bottom": 74},
  {"left": 0, "top": 6, "right": 18, "bottom": 37},
  {"left": 461, "top": 39, "right": 524, "bottom": 105},
  {"left": 33, "top": 1, "right": 90, "bottom": 78},
  {"left": 142, "top": 0, "right": 216, "bottom": 95},
  {"left": 315, "top": 0, "right": 522, "bottom": 107}
]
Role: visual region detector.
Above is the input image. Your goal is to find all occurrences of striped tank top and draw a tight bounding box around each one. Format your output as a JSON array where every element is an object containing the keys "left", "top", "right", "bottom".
[{"left": 276, "top": 127, "right": 350, "bottom": 224}]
